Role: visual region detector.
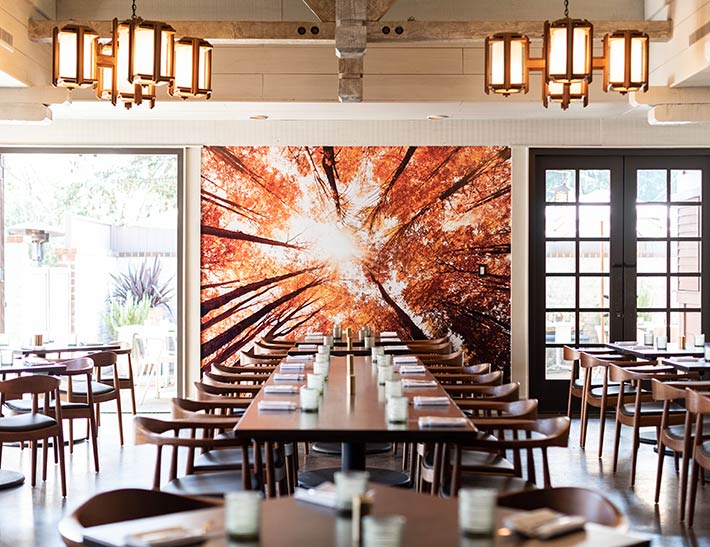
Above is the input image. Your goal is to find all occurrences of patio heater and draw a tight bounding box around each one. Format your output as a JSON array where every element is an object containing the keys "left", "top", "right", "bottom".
[{"left": 8, "top": 224, "right": 64, "bottom": 266}]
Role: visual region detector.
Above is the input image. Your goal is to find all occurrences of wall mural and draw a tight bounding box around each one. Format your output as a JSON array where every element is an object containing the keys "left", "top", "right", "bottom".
[{"left": 201, "top": 146, "right": 511, "bottom": 372}]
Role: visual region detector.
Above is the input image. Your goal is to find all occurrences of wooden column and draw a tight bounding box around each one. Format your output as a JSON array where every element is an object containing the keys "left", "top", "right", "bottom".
[{"left": 335, "top": 0, "right": 367, "bottom": 102}]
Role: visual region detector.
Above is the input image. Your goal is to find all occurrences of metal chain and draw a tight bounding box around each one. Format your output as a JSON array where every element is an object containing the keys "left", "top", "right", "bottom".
[
  {"left": 564, "top": 0, "right": 569, "bottom": 17},
  {"left": 131, "top": 0, "right": 137, "bottom": 19}
]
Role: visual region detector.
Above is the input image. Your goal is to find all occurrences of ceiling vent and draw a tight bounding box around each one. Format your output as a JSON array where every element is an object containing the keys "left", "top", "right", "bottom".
[{"left": 0, "top": 27, "right": 13, "bottom": 52}]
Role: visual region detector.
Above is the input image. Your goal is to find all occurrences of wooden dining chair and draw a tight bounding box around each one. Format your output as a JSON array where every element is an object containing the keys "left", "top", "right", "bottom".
[
  {"left": 432, "top": 370, "right": 502, "bottom": 386},
  {"left": 99, "top": 345, "right": 138, "bottom": 415},
  {"left": 66, "top": 351, "right": 124, "bottom": 446},
  {"left": 212, "top": 362, "right": 276, "bottom": 375},
  {"left": 609, "top": 364, "right": 696, "bottom": 487},
  {"left": 240, "top": 349, "right": 284, "bottom": 365},
  {"left": 498, "top": 487, "right": 628, "bottom": 529},
  {"left": 563, "top": 346, "right": 612, "bottom": 418},
  {"left": 685, "top": 389, "right": 710, "bottom": 527},
  {"left": 0, "top": 375, "right": 67, "bottom": 496},
  {"left": 203, "top": 371, "right": 270, "bottom": 386},
  {"left": 417, "top": 351, "right": 465, "bottom": 367},
  {"left": 446, "top": 382, "right": 520, "bottom": 403},
  {"left": 651, "top": 379, "right": 710, "bottom": 521},
  {"left": 58, "top": 488, "right": 219, "bottom": 547},
  {"left": 426, "top": 363, "right": 490, "bottom": 375},
  {"left": 194, "top": 380, "right": 262, "bottom": 399}
]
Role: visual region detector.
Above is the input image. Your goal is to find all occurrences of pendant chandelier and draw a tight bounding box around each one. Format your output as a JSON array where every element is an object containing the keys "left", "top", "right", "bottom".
[
  {"left": 484, "top": 0, "right": 649, "bottom": 109},
  {"left": 52, "top": 0, "right": 212, "bottom": 109}
]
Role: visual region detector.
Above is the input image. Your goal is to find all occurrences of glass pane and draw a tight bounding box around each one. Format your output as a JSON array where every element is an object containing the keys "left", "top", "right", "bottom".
[
  {"left": 546, "top": 170, "right": 575, "bottom": 203},
  {"left": 579, "top": 241, "right": 609, "bottom": 273},
  {"left": 637, "top": 204, "right": 667, "bottom": 237},
  {"left": 546, "top": 241, "right": 575, "bottom": 273},
  {"left": 671, "top": 275, "right": 701, "bottom": 307},
  {"left": 546, "top": 276, "right": 576, "bottom": 308},
  {"left": 546, "top": 311, "right": 575, "bottom": 344},
  {"left": 670, "top": 205, "right": 701, "bottom": 238},
  {"left": 579, "top": 276, "right": 609, "bottom": 308},
  {"left": 671, "top": 240, "right": 701, "bottom": 274},
  {"left": 637, "top": 241, "right": 666, "bottom": 273},
  {"left": 579, "top": 206, "right": 610, "bottom": 237},
  {"left": 637, "top": 276, "right": 667, "bottom": 308},
  {"left": 671, "top": 311, "right": 702, "bottom": 343},
  {"left": 671, "top": 169, "right": 701, "bottom": 202},
  {"left": 636, "top": 312, "right": 666, "bottom": 341},
  {"left": 579, "top": 170, "right": 610, "bottom": 203},
  {"left": 637, "top": 169, "right": 667, "bottom": 202},
  {"left": 545, "top": 346, "right": 569, "bottom": 380},
  {"left": 579, "top": 312, "right": 610, "bottom": 345},
  {"left": 545, "top": 206, "right": 576, "bottom": 237}
]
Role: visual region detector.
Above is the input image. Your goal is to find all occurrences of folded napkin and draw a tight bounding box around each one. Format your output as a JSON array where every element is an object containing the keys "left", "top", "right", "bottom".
[
  {"left": 273, "top": 373, "right": 305, "bottom": 382},
  {"left": 298, "top": 344, "right": 318, "bottom": 350},
  {"left": 306, "top": 332, "right": 323, "bottom": 337},
  {"left": 673, "top": 356, "right": 701, "bottom": 362},
  {"left": 264, "top": 385, "right": 299, "bottom": 394},
  {"left": 384, "top": 344, "right": 405, "bottom": 350},
  {"left": 402, "top": 379, "right": 437, "bottom": 388},
  {"left": 280, "top": 363, "right": 305, "bottom": 372},
  {"left": 24, "top": 356, "right": 51, "bottom": 366},
  {"left": 393, "top": 355, "right": 418, "bottom": 364},
  {"left": 613, "top": 341, "right": 638, "bottom": 346},
  {"left": 258, "top": 401, "right": 297, "bottom": 411},
  {"left": 293, "top": 483, "right": 337, "bottom": 508},
  {"left": 399, "top": 365, "right": 426, "bottom": 374},
  {"left": 285, "top": 355, "right": 312, "bottom": 362},
  {"left": 413, "top": 396, "right": 450, "bottom": 407},
  {"left": 418, "top": 416, "right": 468, "bottom": 428},
  {"left": 382, "top": 338, "right": 401, "bottom": 343},
  {"left": 380, "top": 331, "right": 398, "bottom": 337}
]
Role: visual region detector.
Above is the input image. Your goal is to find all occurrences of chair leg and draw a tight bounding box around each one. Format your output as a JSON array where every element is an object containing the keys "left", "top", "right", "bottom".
[
  {"left": 680, "top": 449, "right": 691, "bottom": 521},
  {"left": 56, "top": 433, "right": 67, "bottom": 498},
  {"left": 30, "top": 440, "right": 38, "bottom": 487},
  {"left": 579, "top": 371, "right": 590, "bottom": 448},
  {"left": 688, "top": 461, "right": 700, "bottom": 527},
  {"left": 654, "top": 437, "right": 666, "bottom": 503},
  {"left": 128, "top": 355, "right": 138, "bottom": 415},
  {"left": 612, "top": 418, "right": 622, "bottom": 473},
  {"left": 598, "top": 402, "right": 608, "bottom": 458},
  {"left": 115, "top": 394, "right": 125, "bottom": 446},
  {"left": 630, "top": 424, "right": 641, "bottom": 487},
  {"left": 0, "top": 441, "right": 3, "bottom": 466},
  {"left": 42, "top": 437, "right": 49, "bottom": 481},
  {"left": 89, "top": 414, "right": 100, "bottom": 473}
]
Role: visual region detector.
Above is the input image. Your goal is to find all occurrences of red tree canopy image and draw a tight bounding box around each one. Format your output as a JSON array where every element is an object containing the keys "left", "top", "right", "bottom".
[{"left": 201, "top": 146, "right": 511, "bottom": 372}]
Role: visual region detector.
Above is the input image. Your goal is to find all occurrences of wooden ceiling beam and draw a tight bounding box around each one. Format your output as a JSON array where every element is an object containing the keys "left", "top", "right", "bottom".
[
  {"left": 28, "top": 19, "right": 672, "bottom": 43},
  {"left": 302, "top": 0, "right": 336, "bottom": 22},
  {"left": 368, "top": 0, "right": 398, "bottom": 21},
  {"left": 336, "top": 0, "right": 367, "bottom": 102}
]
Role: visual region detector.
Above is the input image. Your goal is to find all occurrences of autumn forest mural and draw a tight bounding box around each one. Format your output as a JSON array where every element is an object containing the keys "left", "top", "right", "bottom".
[{"left": 200, "top": 146, "right": 512, "bottom": 372}]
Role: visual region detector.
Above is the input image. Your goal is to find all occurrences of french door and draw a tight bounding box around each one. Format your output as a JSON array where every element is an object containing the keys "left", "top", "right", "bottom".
[{"left": 529, "top": 150, "right": 710, "bottom": 410}]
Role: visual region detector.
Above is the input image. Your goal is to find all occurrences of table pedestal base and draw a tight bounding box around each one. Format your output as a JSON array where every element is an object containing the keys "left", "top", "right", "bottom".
[
  {"left": 311, "top": 442, "right": 393, "bottom": 456},
  {"left": 298, "top": 467, "right": 410, "bottom": 489},
  {"left": 0, "top": 470, "right": 25, "bottom": 490}
]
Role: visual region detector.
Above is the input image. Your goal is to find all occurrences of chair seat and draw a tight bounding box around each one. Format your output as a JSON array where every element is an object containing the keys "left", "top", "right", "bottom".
[
  {"left": 666, "top": 420, "right": 710, "bottom": 442},
  {"left": 5, "top": 399, "right": 89, "bottom": 413},
  {"left": 0, "top": 413, "right": 57, "bottom": 432},
  {"left": 161, "top": 471, "right": 245, "bottom": 497},
  {"left": 455, "top": 450, "right": 516, "bottom": 474},
  {"left": 589, "top": 383, "right": 636, "bottom": 398},
  {"left": 61, "top": 380, "right": 115, "bottom": 396},
  {"left": 621, "top": 401, "right": 685, "bottom": 417},
  {"left": 699, "top": 441, "right": 710, "bottom": 460},
  {"left": 193, "top": 447, "right": 284, "bottom": 472}
]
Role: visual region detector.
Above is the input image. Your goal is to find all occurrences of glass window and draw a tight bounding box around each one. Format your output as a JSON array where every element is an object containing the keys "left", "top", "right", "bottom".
[
  {"left": 546, "top": 170, "right": 575, "bottom": 203},
  {"left": 637, "top": 169, "right": 667, "bottom": 202},
  {"left": 579, "top": 169, "right": 610, "bottom": 203}
]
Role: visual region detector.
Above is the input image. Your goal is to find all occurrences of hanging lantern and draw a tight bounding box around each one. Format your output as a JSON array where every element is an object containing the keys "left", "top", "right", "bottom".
[
  {"left": 52, "top": 24, "right": 98, "bottom": 88},
  {"left": 171, "top": 37, "right": 213, "bottom": 99},
  {"left": 96, "top": 41, "right": 118, "bottom": 105},
  {"left": 543, "top": 80, "right": 588, "bottom": 110},
  {"left": 117, "top": 17, "right": 175, "bottom": 87},
  {"left": 484, "top": 33, "right": 529, "bottom": 96},
  {"left": 603, "top": 30, "right": 649, "bottom": 94},
  {"left": 544, "top": 17, "right": 593, "bottom": 84}
]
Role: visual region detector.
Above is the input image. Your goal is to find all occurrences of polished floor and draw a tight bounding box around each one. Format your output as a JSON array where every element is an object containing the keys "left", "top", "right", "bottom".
[{"left": 0, "top": 413, "right": 708, "bottom": 547}]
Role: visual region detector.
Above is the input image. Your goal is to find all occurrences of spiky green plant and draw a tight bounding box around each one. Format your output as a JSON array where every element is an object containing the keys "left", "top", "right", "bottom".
[
  {"left": 110, "top": 257, "right": 174, "bottom": 311},
  {"left": 104, "top": 295, "right": 152, "bottom": 337}
]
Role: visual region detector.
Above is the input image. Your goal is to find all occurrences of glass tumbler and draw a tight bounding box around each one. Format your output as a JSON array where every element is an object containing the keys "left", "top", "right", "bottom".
[
  {"left": 362, "top": 515, "right": 406, "bottom": 547},
  {"left": 458, "top": 487, "right": 497, "bottom": 537},
  {"left": 334, "top": 471, "right": 369, "bottom": 515},
  {"left": 300, "top": 386, "right": 319, "bottom": 412},
  {"left": 225, "top": 491, "right": 263, "bottom": 540},
  {"left": 386, "top": 396, "right": 409, "bottom": 424}
]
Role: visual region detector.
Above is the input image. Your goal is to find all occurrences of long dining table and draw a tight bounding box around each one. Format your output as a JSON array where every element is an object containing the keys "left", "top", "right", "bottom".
[{"left": 235, "top": 353, "right": 480, "bottom": 486}]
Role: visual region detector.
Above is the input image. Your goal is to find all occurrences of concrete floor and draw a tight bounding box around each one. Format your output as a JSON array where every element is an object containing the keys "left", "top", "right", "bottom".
[{"left": 0, "top": 414, "right": 708, "bottom": 547}]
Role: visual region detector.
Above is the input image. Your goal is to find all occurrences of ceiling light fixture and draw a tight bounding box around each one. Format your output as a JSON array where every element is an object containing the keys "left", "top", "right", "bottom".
[
  {"left": 52, "top": 0, "right": 212, "bottom": 109},
  {"left": 426, "top": 114, "right": 450, "bottom": 120},
  {"left": 484, "top": 0, "right": 649, "bottom": 109}
]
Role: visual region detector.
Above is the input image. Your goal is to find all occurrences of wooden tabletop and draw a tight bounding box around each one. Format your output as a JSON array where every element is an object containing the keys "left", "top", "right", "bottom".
[
  {"left": 605, "top": 342, "right": 704, "bottom": 360},
  {"left": 235, "top": 355, "right": 479, "bottom": 444},
  {"left": 82, "top": 484, "right": 650, "bottom": 547},
  {"left": 661, "top": 356, "right": 710, "bottom": 375},
  {"left": 19, "top": 343, "right": 122, "bottom": 356},
  {"left": 0, "top": 360, "right": 67, "bottom": 375}
]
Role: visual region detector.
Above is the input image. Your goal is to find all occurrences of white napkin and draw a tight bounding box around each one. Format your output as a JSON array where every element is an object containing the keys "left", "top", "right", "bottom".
[
  {"left": 298, "top": 344, "right": 318, "bottom": 350},
  {"left": 293, "top": 483, "right": 337, "bottom": 508},
  {"left": 24, "top": 356, "right": 51, "bottom": 366},
  {"left": 258, "top": 401, "right": 297, "bottom": 411},
  {"left": 264, "top": 385, "right": 299, "bottom": 394},
  {"left": 402, "top": 379, "right": 437, "bottom": 388},
  {"left": 413, "top": 396, "right": 450, "bottom": 407},
  {"left": 393, "top": 355, "right": 418, "bottom": 364},
  {"left": 285, "top": 355, "right": 312, "bottom": 362},
  {"left": 418, "top": 416, "right": 468, "bottom": 428},
  {"left": 399, "top": 365, "right": 426, "bottom": 374},
  {"left": 380, "top": 331, "right": 398, "bottom": 337},
  {"left": 273, "top": 373, "right": 305, "bottom": 382},
  {"left": 382, "top": 338, "right": 401, "bottom": 343},
  {"left": 280, "top": 363, "right": 305, "bottom": 372},
  {"left": 384, "top": 345, "right": 405, "bottom": 350}
]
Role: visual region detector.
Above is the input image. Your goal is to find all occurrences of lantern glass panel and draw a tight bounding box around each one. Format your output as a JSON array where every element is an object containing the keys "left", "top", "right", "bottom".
[
  {"left": 117, "top": 24, "right": 135, "bottom": 96},
  {"left": 198, "top": 45, "right": 211, "bottom": 89},
  {"left": 608, "top": 35, "right": 626, "bottom": 84},
  {"left": 510, "top": 39, "right": 525, "bottom": 85},
  {"left": 490, "top": 39, "right": 505, "bottom": 86},
  {"left": 173, "top": 41, "right": 193, "bottom": 90},
  {"left": 133, "top": 25, "right": 155, "bottom": 79},
  {"left": 548, "top": 26, "right": 568, "bottom": 76},
  {"left": 57, "top": 31, "right": 78, "bottom": 82},
  {"left": 630, "top": 36, "right": 647, "bottom": 83},
  {"left": 572, "top": 26, "right": 590, "bottom": 75}
]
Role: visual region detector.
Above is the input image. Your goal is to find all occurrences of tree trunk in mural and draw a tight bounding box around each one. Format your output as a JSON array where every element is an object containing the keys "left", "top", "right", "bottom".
[{"left": 201, "top": 146, "right": 512, "bottom": 373}]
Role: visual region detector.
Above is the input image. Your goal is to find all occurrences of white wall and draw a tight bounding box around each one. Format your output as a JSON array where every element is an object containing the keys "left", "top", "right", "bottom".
[{"left": 4, "top": 116, "right": 710, "bottom": 396}]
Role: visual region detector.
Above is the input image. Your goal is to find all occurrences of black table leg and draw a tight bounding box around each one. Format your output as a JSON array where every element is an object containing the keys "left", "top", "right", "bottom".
[{"left": 342, "top": 442, "right": 366, "bottom": 471}]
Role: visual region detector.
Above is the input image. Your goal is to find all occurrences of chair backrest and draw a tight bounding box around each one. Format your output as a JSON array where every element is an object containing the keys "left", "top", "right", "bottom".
[
  {"left": 241, "top": 348, "right": 283, "bottom": 365},
  {"left": 204, "top": 371, "right": 269, "bottom": 385},
  {"left": 89, "top": 351, "right": 118, "bottom": 368},
  {"left": 685, "top": 389, "right": 710, "bottom": 416},
  {"left": 58, "top": 488, "right": 218, "bottom": 547},
  {"left": 418, "top": 351, "right": 463, "bottom": 367},
  {"left": 61, "top": 357, "right": 95, "bottom": 376},
  {"left": 447, "top": 382, "right": 520, "bottom": 401},
  {"left": 171, "top": 397, "right": 249, "bottom": 419},
  {"left": 212, "top": 362, "right": 276, "bottom": 374},
  {"left": 194, "top": 380, "right": 262, "bottom": 399},
  {"left": 498, "top": 487, "right": 627, "bottom": 529},
  {"left": 435, "top": 371, "right": 502, "bottom": 386},
  {"left": 465, "top": 398, "right": 538, "bottom": 420},
  {"left": 0, "top": 374, "right": 60, "bottom": 404}
]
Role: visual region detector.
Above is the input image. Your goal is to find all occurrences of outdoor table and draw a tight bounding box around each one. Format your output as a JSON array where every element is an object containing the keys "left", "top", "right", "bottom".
[
  {"left": 605, "top": 342, "right": 704, "bottom": 361},
  {"left": 661, "top": 356, "right": 710, "bottom": 380}
]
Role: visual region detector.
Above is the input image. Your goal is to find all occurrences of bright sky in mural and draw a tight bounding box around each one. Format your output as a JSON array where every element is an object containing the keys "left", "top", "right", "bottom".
[{"left": 201, "top": 146, "right": 511, "bottom": 371}]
